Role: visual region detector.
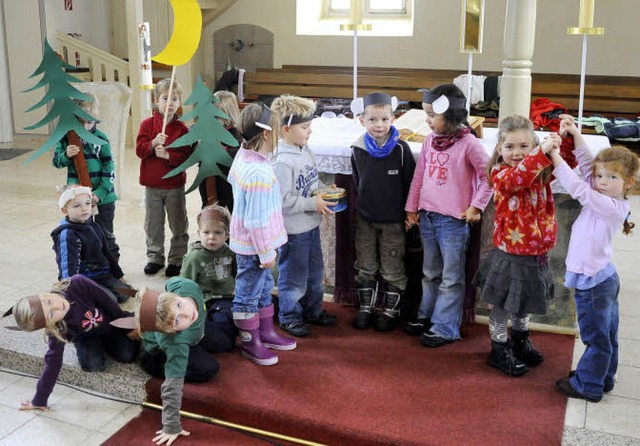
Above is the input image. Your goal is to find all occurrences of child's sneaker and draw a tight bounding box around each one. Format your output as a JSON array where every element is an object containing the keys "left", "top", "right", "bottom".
[
  {"left": 165, "top": 264, "right": 181, "bottom": 277},
  {"left": 304, "top": 310, "right": 337, "bottom": 326},
  {"left": 555, "top": 377, "right": 602, "bottom": 402},
  {"left": 280, "top": 321, "right": 310, "bottom": 337},
  {"left": 144, "top": 262, "right": 163, "bottom": 275},
  {"left": 404, "top": 318, "right": 431, "bottom": 336}
]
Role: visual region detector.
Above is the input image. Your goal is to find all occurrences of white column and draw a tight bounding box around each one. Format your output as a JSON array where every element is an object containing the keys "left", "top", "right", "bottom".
[
  {"left": 125, "top": 0, "right": 145, "bottom": 144},
  {"left": 499, "top": 0, "right": 537, "bottom": 121},
  {"left": 0, "top": 5, "right": 14, "bottom": 142}
]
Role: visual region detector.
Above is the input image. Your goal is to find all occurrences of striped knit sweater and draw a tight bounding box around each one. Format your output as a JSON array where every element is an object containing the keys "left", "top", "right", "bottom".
[
  {"left": 228, "top": 147, "right": 287, "bottom": 263},
  {"left": 52, "top": 128, "right": 117, "bottom": 205}
]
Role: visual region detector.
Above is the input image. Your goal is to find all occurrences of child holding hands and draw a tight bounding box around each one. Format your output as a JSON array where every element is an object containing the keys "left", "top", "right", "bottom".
[
  {"left": 405, "top": 84, "right": 492, "bottom": 345},
  {"left": 271, "top": 94, "right": 336, "bottom": 337},
  {"left": 228, "top": 103, "right": 296, "bottom": 366},
  {"left": 474, "top": 115, "right": 562, "bottom": 376},
  {"left": 550, "top": 115, "right": 639, "bottom": 401},
  {"left": 136, "top": 78, "right": 192, "bottom": 277}
]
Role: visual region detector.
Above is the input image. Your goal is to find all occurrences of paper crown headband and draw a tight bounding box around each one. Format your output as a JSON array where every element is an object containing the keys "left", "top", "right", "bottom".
[
  {"left": 282, "top": 113, "right": 314, "bottom": 127},
  {"left": 350, "top": 92, "right": 398, "bottom": 116},
  {"left": 198, "top": 206, "right": 230, "bottom": 226},
  {"left": 58, "top": 186, "right": 93, "bottom": 210},
  {"left": 110, "top": 288, "right": 167, "bottom": 333},
  {"left": 241, "top": 104, "right": 273, "bottom": 141},
  {"left": 2, "top": 295, "right": 47, "bottom": 331},
  {"left": 418, "top": 89, "right": 467, "bottom": 114}
]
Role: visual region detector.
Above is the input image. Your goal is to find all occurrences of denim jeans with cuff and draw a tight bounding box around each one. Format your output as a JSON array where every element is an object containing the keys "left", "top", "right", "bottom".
[
  {"left": 277, "top": 227, "right": 324, "bottom": 325},
  {"left": 570, "top": 272, "right": 620, "bottom": 400},
  {"left": 417, "top": 211, "right": 470, "bottom": 340}
]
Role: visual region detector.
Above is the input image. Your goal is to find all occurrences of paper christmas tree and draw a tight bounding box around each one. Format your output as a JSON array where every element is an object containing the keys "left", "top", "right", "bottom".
[
  {"left": 22, "top": 39, "right": 106, "bottom": 164},
  {"left": 164, "top": 75, "right": 239, "bottom": 194}
]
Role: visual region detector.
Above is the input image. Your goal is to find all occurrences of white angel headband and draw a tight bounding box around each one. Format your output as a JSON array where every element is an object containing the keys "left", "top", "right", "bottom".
[
  {"left": 350, "top": 92, "right": 398, "bottom": 116},
  {"left": 58, "top": 186, "right": 92, "bottom": 210},
  {"left": 419, "top": 89, "right": 467, "bottom": 114}
]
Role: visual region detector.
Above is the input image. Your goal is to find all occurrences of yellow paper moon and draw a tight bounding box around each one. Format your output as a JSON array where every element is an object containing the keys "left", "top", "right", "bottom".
[{"left": 152, "top": 0, "right": 202, "bottom": 66}]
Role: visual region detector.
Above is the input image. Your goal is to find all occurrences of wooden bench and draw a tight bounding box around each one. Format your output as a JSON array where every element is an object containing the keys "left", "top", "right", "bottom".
[{"left": 244, "top": 66, "right": 640, "bottom": 118}]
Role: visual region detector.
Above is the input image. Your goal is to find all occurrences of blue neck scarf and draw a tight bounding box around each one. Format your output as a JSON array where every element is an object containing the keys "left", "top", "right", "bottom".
[{"left": 364, "top": 126, "right": 400, "bottom": 159}]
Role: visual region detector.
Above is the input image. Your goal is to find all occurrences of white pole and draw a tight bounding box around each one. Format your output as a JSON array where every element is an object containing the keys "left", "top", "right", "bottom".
[
  {"left": 353, "top": 30, "right": 358, "bottom": 100},
  {"left": 466, "top": 53, "right": 473, "bottom": 113},
  {"left": 577, "top": 34, "right": 588, "bottom": 132}
]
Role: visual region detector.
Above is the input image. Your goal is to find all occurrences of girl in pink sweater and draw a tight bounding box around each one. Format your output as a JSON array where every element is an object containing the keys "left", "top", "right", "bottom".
[{"left": 405, "top": 84, "right": 492, "bottom": 347}]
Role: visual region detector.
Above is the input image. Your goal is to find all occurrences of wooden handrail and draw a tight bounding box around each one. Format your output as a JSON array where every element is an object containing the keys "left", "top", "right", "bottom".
[{"left": 57, "top": 32, "right": 130, "bottom": 84}]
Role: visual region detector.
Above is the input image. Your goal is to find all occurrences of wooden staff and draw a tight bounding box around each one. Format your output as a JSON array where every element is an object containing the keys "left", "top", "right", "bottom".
[
  {"left": 66, "top": 130, "right": 92, "bottom": 187},
  {"left": 161, "top": 66, "right": 177, "bottom": 134},
  {"left": 205, "top": 177, "right": 218, "bottom": 206}
]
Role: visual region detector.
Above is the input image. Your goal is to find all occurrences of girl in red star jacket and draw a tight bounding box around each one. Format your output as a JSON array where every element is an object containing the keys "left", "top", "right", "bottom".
[
  {"left": 473, "top": 115, "right": 562, "bottom": 377},
  {"left": 136, "top": 78, "right": 192, "bottom": 278},
  {"left": 5, "top": 275, "right": 139, "bottom": 411}
]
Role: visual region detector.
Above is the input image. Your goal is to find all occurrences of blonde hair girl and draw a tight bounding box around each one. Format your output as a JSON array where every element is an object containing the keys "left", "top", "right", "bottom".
[{"left": 550, "top": 115, "right": 638, "bottom": 402}]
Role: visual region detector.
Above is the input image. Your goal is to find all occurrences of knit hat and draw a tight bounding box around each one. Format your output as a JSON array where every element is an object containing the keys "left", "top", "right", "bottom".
[{"left": 58, "top": 186, "right": 92, "bottom": 210}]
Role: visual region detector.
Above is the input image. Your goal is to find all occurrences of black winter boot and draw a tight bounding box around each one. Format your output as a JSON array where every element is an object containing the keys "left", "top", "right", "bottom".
[
  {"left": 374, "top": 286, "right": 402, "bottom": 332},
  {"left": 353, "top": 284, "right": 377, "bottom": 329},
  {"left": 488, "top": 341, "right": 529, "bottom": 377},
  {"left": 511, "top": 329, "right": 544, "bottom": 366}
]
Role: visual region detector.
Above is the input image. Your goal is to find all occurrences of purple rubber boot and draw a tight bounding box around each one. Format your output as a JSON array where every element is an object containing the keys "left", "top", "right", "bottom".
[
  {"left": 234, "top": 315, "right": 278, "bottom": 366},
  {"left": 258, "top": 305, "right": 297, "bottom": 351}
]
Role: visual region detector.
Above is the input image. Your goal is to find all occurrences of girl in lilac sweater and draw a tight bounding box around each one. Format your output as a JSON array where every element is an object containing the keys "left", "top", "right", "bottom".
[
  {"left": 228, "top": 103, "right": 294, "bottom": 367},
  {"left": 550, "top": 114, "right": 639, "bottom": 403}
]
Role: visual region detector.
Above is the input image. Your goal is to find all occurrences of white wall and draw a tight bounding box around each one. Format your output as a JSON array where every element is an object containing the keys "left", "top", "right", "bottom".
[
  {"left": 43, "top": 0, "right": 111, "bottom": 52},
  {"left": 205, "top": 0, "right": 640, "bottom": 77},
  {"left": 4, "top": 0, "right": 46, "bottom": 135}
]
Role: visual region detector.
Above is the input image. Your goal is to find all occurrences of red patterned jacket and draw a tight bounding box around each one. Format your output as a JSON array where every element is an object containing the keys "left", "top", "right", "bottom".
[{"left": 491, "top": 148, "right": 557, "bottom": 256}]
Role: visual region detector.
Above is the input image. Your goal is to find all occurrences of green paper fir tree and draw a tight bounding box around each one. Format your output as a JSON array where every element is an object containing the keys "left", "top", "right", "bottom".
[
  {"left": 23, "top": 38, "right": 106, "bottom": 164},
  {"left": 164, "top": 75, "right": 239, "bottom": 194}
]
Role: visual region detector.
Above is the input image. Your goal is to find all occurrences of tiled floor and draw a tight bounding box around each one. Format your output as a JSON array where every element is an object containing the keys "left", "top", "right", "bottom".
[{"left": 0, "top": 135, "right": 639, "bottom": 445}]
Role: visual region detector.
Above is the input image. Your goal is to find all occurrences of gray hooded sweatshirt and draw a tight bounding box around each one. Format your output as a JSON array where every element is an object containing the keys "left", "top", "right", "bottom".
[{"left": 273, "top": 141, "right": 324, "bottom": 235}]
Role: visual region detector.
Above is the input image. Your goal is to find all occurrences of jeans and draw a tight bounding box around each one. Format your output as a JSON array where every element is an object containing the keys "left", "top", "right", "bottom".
[
  {"left": 417, "top": 211, "right": 470, "bottom": 340},
  {"left": 570, "top": 273, "right": 620, "bottom": 399},
  {"left": 277, "top": 227, "right": 324, "bottom": 325},
  {"left": 233, "top": 254, "right": 273, "bottom": 315},
  {"left": 75, "top": 328, "right": 140, "bottom": 372}
]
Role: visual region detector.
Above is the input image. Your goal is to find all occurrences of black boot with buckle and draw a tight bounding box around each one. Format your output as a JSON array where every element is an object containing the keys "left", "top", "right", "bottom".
[
  {"left": 353, "top": 283, "right": 377, "bottom": 329},
  {"left": 374, "top": 286, "right": 402, "bottom": 332},
  {"left": 488, "top": 340, "right": 529, "bottom": 377},
  {"left": 511, "top": 329, "right": 544, "bottom": 366}
]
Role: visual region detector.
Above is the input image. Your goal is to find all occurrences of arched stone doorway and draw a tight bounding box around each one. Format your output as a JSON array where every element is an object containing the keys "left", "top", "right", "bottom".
[{"left": 213, "top": 24, "right": 274, "bottom": 77}]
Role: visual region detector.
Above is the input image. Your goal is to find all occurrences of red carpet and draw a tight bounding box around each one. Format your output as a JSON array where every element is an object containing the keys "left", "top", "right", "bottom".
[{"left": 105, "top": 303, "right": 574, "bottom": 446}]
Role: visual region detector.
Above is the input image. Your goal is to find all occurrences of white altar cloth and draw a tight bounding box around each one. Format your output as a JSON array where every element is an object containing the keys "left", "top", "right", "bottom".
[{"left": 309, "top": 116, "right": 611, "bottom": 176}]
